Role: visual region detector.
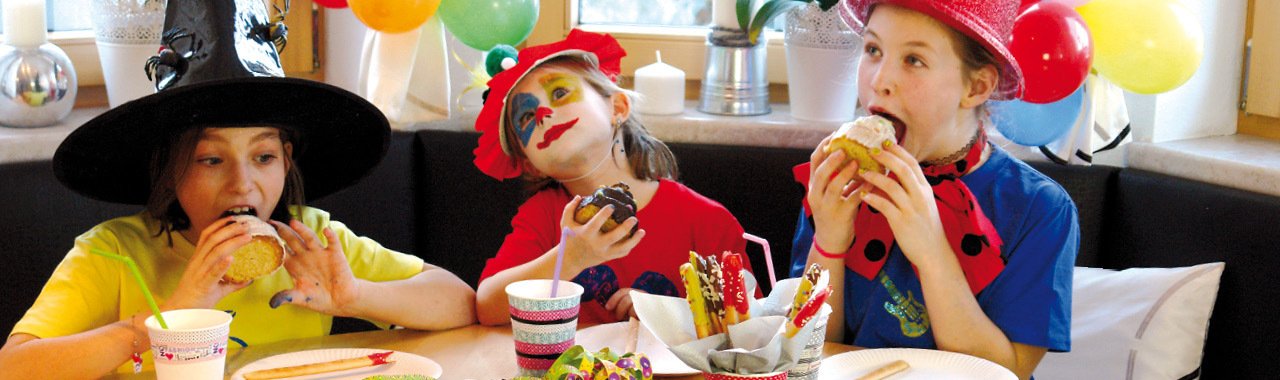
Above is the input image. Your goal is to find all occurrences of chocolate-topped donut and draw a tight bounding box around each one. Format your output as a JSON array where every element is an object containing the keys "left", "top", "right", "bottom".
[{"left": 573, "top": 182, "right": 638, "bottom": 236}]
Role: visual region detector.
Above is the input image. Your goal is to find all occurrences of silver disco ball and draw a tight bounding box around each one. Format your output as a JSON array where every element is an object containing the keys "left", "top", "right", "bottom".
[{"left": 0, "top": 43, "right": 78, "bottom": 128}]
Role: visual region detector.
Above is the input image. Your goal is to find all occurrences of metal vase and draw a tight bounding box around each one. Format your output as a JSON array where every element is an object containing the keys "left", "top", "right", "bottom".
[
  {"left": 698, "top": 29, "right": 770, "bottom": 116},
  {"left": 0, "top": 43, "right": 78, "bottom": 128}
]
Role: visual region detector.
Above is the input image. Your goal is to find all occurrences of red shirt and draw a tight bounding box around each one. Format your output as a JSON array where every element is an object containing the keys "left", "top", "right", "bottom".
[{"left": 480, "top": 179, "right": 747, "bottom": 324}]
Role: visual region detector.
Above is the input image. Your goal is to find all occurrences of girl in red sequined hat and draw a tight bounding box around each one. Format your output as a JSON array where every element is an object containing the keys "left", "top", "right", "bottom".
[
  {"left": 792, "top": 1, "right": 1078, "bottom": 378},
  {"left": 473, "top": 30, "right": 748, "bottom": 327}
]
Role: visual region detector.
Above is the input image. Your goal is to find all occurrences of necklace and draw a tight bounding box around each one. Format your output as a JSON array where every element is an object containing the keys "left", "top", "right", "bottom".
[{"left": 921, "top": 122, "right": 984, "bottom": 167}]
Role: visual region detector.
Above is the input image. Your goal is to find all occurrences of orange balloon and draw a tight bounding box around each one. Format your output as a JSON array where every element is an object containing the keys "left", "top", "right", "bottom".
[{"left": 349, "top": 0, "right": 441, "bottom": 33}]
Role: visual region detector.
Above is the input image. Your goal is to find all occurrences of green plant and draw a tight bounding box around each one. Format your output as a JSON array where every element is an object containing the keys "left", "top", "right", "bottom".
[{"left": 737, "top": 0, "right": 840, "bottom": 44}]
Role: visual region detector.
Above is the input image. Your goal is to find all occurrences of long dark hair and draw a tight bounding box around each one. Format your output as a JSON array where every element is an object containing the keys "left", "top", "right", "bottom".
[
  {"left": 145, "top": 126, "right": 306, "bottom": 243},
  {"left": 502, "top": 56, "right": 680, "bottom": 192}
]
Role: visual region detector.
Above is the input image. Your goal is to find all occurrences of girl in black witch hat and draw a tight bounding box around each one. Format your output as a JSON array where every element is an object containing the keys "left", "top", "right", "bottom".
[{"left": 0, "top": 1, "right": 475, "bottom": 377}]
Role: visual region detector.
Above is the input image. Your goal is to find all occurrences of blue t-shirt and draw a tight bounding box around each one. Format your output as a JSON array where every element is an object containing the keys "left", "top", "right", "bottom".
[{"left": 790, "top": 144, "right": 1077, "bottom": 352}]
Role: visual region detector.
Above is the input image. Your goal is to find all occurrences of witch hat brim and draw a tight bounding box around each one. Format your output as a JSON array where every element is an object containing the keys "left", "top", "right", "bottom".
[{"left": 54, "top": 77, "right": 390, "bottom": 205}]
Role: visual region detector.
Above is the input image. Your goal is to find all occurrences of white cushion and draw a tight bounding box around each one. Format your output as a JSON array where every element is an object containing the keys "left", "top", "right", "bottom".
[{"left": 1033, "top": 263, "right": 1224, "bottom": 380}]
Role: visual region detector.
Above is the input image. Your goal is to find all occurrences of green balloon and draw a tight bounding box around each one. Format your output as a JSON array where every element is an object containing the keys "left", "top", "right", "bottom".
[{"left": 439, "top": 0, "right": 539, "bottom": 51}]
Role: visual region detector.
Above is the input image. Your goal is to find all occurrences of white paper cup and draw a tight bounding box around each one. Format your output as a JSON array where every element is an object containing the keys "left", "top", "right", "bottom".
[
  {"left": 506, "top": 279, "right": 584, "bottom": 377},
  {"left": 145, "top": 309, "right": 233, "bottom": 380}
]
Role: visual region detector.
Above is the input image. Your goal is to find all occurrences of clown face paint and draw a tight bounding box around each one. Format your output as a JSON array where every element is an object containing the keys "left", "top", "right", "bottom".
[
  {"left": 540, "top": 73, "right": 584, "bottom": 107},
  {"left": 510, "top": 92, "right": 547, "bottom": 148}
]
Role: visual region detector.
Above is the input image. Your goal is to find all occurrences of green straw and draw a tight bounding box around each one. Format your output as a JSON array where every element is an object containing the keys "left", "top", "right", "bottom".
[{"left": 90, "top": 249, "right": 168, "bottom": 329}]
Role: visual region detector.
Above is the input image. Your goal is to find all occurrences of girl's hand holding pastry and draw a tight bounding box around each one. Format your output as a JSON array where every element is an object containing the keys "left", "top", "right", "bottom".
[
  {"left": 559, "top": 195, "right": 646, "bottom": 274},
  {"left": 268, "top": 219, "right": 362, "bottom": 317},
  {"left": 858, "top": 143, "right": 950, "bottom": 268},
  {"left": 166, "top": 216, "right": 255, "bottom": 310},
  {"left": 808, "top": 135, "right": 872, "bottom": 256}
]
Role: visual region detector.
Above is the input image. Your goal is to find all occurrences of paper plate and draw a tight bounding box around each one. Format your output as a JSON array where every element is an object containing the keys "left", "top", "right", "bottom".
[
  {"left": 231, "top": 348, "right": 443, "bottom": 380},
  {"left": 576, "top": 322, "right": 698, "bottom": 376},
  {"left": 818, "top": 348, "right": 1016, "bottom": 380}
]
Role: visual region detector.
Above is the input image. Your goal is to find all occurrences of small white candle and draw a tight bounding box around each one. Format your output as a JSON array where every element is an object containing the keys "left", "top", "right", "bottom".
[
  {"left": 634, "top": 51, "right": 685, "bottom": 116},
  {"left": 3, "top": 0, "right": 47, "bottom": 47},
  {"left": 712, "top": 0, "right": 762, "bottom": 30}
]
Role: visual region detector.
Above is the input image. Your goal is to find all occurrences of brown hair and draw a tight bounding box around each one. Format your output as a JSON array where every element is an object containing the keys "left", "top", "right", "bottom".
[
  {"left": 145, "top": 126, "right": 305, "bottom": 243},
  {"left": 945, "top": 27, "right": 999, "bottom": 90},
  {"left": 502, "top": 56, "right": 679, "bottom": 192}
]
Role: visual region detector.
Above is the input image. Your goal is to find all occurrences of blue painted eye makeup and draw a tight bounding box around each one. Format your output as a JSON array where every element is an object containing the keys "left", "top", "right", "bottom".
[{"left": 510, "top": 92, "right": 541, "bottom": 147}]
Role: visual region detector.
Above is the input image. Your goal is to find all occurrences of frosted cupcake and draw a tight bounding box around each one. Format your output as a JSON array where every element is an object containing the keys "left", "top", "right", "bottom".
[{"left": 824, "top": 115, "right": 897, "bottom": 174}]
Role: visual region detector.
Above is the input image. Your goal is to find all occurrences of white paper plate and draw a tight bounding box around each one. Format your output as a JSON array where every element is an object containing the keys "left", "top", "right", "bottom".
[
  {"left": 231, "top": 348, "right": 443, "bottom": 380},
  {"left": 818, "top": 348, "right": 1016, "bottom": 380},
  {"left": 576, "top": 322, "right": 698, "bottom": 376}
]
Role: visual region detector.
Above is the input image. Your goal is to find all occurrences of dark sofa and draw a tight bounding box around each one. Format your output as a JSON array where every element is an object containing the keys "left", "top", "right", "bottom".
[{"left": 4, "top": 129, "right": 1278, "bottom": 378}]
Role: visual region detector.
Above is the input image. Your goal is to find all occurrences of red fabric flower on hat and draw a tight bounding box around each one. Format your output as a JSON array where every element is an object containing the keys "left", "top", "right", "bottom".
[
  {"left": 473, "top": 29, "right": 627, "bottom": 180},
  {"left": 838, "top": 0, "right": 1025, "bottom": 100}
]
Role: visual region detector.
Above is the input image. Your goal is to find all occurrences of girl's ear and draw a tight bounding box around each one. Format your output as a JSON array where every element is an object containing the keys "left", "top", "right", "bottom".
[
  {"left": 961, "top": 64, "right": 998, "bottom": 109},
  {"left": 610, "top": 91, "right": 632, "bottom": 126}
]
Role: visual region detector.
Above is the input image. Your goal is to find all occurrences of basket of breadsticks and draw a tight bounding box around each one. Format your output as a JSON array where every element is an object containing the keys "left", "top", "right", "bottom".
[{"left": 630, "top": 252, "right": 832, "bottom": 379}]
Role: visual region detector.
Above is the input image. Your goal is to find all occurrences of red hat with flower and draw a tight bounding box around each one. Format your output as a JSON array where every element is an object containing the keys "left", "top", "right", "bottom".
[
  {"left": 839, "top": 0, "right": 1025, "bottom": 100},
  {"left": 473, "top": 29, "right": 626, "bottom": 180}
]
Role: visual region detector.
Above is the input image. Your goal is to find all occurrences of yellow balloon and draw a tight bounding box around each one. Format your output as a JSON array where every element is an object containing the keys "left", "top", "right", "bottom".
[
  {"left": 1077, "top": 0, "right": 1203, "bottom": 94},
  {"left": 349, "top": 0, "right": 442, "bottom": 33}
]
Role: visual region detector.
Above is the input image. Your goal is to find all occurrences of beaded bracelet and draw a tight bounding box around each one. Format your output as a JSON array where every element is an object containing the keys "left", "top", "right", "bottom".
[
  {"left": 129, "top": 314, "right": 144, "bottom": 373},
  {"left": 814, "top": 239, "right": 850, "bottom": 259}
]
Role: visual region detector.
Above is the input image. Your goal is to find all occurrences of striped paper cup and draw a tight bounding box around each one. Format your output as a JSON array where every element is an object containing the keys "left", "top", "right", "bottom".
[{"left": 506, "top": 279, "right": 584, "bottom": 377}]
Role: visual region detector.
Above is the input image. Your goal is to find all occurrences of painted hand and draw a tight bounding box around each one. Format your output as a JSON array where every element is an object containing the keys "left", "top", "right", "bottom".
[{"left": 268, "top": 219, "right": 362, "bottom": 317}]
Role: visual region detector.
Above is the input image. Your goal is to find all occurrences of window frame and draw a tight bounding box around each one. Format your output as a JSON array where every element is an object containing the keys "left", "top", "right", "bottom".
[
  {"left": 529, "top": 0, "right": 791, "bottom": 86},
  {"left": 24, "top": 0, "right": 321, "bottom": 91}
]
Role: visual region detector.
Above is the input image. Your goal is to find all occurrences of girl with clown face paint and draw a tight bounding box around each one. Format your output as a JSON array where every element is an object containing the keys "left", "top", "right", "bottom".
[{"left": 473, "top": 30, "right": 749, "bottom": 326}]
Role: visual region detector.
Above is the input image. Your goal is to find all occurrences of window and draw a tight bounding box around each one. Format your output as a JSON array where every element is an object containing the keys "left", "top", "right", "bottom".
[
  {"left": 0, "top": 0, "right": 320, "bottom": 95},
  {"left": 530, "top": 0, "right": 790, "bottom": 88}
]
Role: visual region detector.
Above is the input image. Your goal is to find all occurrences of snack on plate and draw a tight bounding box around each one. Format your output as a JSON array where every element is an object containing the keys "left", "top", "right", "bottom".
[
  {"left": 242, "top": 351, "right": 394, "bottom": 380},
  {"left": 544, "top": 346, "right": 653, "bottom": 380},
  {"left": 574, "top": 182, "right": 639, "bottom": 236},
  {"left": 223, "top": 215, "right": 286, "bottom": 283},
  {"left": 824, "top": 115, "right": 897, "bottom": 174}
]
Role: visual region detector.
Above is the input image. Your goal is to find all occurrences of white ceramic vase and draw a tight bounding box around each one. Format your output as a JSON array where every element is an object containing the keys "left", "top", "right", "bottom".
[{"left": 784, "top": 3, "right": 861, "bottom": 123}]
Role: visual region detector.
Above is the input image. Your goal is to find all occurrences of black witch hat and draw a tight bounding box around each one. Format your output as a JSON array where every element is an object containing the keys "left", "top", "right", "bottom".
[{"left": 54, "top": 0, "right": 389, "bottom": 205}]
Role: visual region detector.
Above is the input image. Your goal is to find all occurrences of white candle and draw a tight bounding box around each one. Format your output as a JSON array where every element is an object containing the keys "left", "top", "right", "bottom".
[
  {"left": 3, "top": 0, "right": 47, "bottom": 47},
  {"left": 712, "top": 0, "right": 761, "bottom": 30},
  {"left": 634, "top": 51, "right": 685, "bottom": 116}
]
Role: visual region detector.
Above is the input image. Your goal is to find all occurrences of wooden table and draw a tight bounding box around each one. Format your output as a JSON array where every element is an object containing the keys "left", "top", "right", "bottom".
[{"left": 108, "top": 324, "right": 857, "bottom": 379}]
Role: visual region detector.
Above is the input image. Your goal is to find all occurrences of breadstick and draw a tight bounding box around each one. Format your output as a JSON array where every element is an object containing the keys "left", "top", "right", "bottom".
[
  {"left": 856, "top": 359, "right": 910, "bottom": 380},
  {"left": 693, "top": 252, "right": 726, "bottom": 335},
  {"left": 242, "top": 351, "right": 395, "bottom": 380},
  {"left": 679, "top": 262, "right": 713, "bottom": 339},
  {"left": 720, "top": 252, "right": 750, "bottom": 326},
  {"left": 786, "top": 286, "right": 830, "bottom": 338}
]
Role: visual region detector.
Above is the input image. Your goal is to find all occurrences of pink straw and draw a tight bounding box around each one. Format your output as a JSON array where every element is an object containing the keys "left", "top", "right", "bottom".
[
  {"left": 550, "top": 227, "right": 570, "bottom": 297},
  {"left": 744, "top": 232, "right": 777, "bottom": 287}
]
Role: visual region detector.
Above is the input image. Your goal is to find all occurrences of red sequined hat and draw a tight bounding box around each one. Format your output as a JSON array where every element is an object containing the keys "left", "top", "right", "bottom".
[
  {"left": 839, "top": 0, "right": 1025, "bottom": 100},
  {"left": 473, "top": 29, "right": 626, "bottom": 180}
]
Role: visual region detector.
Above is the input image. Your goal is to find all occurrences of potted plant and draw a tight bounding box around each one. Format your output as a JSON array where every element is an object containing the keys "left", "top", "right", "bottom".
[{"left": 738, "top": 0, "right": 861, "bottom": 122}]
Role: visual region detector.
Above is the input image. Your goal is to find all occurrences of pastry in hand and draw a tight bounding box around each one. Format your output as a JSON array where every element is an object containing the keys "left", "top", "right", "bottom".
[
  {"left": 223, "top": 215, "right": 286, "bottom": 283},
  {"left": 573, "top": 182, "right": 638, "bottom": 236},
  {"left": 824, "top": 115, "right": 897, "bottom": 174}
]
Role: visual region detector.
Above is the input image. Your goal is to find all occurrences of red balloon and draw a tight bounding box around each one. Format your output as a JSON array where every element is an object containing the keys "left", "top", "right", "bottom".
[
  {"left": 1009, "top": 2, "right": 1093, "bottom": 104},
  {"left": 1019, "top": 0, "right": 1040, "bottom": 12},
  {"left": 315, "top": 0, "right": 349, "bottom": 8}
]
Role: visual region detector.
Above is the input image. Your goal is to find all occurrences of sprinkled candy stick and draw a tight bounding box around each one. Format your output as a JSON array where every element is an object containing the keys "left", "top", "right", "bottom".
[
  {"left": 679, "top": 262, "right": 713, "bottom": 339},
  {"left": 786, "top": 287, "right": 831, "bottom": 338},
  {"left": 693, "top": 252, "right": 726, "bottom": 335},
  {"left": 789, "top": 264, "right": 819, "bottom": 320},
  {"left": 720, "top": 252, "right": 750, "bottom": 326}
]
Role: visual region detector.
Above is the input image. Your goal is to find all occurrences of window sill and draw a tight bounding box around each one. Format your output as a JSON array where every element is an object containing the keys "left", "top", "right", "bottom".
[
  {"left": 8, "top": 103, "right": 1280, "bottom": 199},
  {"left": 1127, "top": 135, "right": 1280, "bottom": 198}
]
